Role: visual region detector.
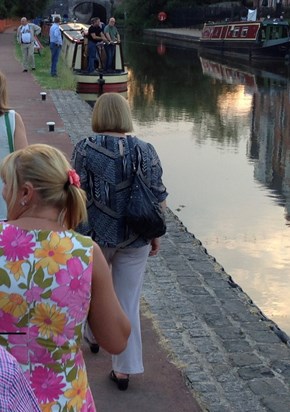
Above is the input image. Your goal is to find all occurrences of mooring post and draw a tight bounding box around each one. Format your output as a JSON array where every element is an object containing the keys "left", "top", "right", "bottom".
[{"left": 98, "top": 72, "right": 105, "bottom": 95}]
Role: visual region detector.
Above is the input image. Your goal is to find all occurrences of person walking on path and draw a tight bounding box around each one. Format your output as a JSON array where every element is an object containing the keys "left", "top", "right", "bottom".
[
  {"left": 49, "top": 16, "right": 63, "bottom": 77},
  {"left": 0, "top": 144, "right": 131, "bottom": 411},
  {"left": 17, "top": 17, "right": 41, "bottom": 72},
  {"left": 0, "top": 70, "right": 28, "bottom": 220},
  {"left": 0, "top": 346, "right": 41, "bottom": 411},
  {"left": 72, "top": 93, "right": 168, "bottom": 391},
  {"left": 104, "top": 17, "right": 120, "bottom": 72}
]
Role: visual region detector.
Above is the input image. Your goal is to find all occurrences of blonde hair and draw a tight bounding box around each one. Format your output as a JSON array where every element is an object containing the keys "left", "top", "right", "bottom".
[
  {"left": 0, "top": 71, "right": 9, "bottom": 115},
  {"left": 0, "top": 144, "right": 87, "bottom": 229},
  {"left": 92, "top": 93, "right": 133, "bottom": 133}
]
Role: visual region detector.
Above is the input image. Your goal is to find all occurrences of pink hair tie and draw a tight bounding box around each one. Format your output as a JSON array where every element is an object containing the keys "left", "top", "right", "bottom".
[{"left": 68, "top": 169, "right": 81, "bottom": 188}]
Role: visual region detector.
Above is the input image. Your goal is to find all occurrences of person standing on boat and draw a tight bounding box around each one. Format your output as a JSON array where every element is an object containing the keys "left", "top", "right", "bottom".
[
  {"left": 49, "top": 16, "right": 62, "bottom": 77},
  {"left": 87, "top": 17, "right": 106, "bottom": 73},
  {"left": 17, "top": 17, "right": 41, "bottom": 73},
  {"left": 104, "top": 17, "right": 120, "bottom": 72}
]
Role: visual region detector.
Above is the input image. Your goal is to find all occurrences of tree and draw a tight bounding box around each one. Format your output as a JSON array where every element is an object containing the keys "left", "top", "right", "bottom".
[
  {"left": 0, "top": 0, "right": 50, "bottom": 18},
  {"left": 120, "top": 0, "right": 168, "bottom": 30},
  {"left": 118, "top": 0, "right": 239, "bottom": 31}
]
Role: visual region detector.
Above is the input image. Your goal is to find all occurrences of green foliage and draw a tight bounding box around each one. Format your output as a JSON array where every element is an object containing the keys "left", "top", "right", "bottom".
[
  {"left": 119, "top": 0, "right": 241, "bottom": 31},
  {"left": 0, "top": 0, "right": 50, "bottom": 18},
  {"left": 0, "top": 0, "right": 12, "bottom": 18}
]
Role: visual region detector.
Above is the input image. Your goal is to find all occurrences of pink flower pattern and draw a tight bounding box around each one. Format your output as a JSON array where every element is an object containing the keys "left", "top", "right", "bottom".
[
  {"left": 0, "top": 225, "right": 35, "bottom": 261},
  {"left": 0, "top": 224, "right": 96, "bottom": 412},
  {"left": 31, "top": 366, "right": 66, "bottom": 403}
]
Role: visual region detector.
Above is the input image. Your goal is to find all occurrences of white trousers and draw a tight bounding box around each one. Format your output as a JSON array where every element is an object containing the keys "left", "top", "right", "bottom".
[{"left": 86, "top": 244, "right": 150, "bottom": 375}]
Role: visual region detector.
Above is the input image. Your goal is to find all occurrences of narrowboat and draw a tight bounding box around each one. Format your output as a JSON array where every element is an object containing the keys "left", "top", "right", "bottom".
[
  {"left": 200, "top": 17, "right": 290, "bottom": 61},
  {"left": 60, "top": 22, "right": 128, "bottom": 94}
]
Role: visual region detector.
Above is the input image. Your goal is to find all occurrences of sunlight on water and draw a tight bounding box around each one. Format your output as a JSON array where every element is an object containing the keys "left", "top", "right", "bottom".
[{"left": 127, "top": 46, "right": 290, "bottom": 335}]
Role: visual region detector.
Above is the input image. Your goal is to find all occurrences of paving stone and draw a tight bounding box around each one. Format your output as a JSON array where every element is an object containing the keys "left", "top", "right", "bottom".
[
  {"left": 229, "top": 352, "right": 262, "bottom": 367},
  {"left": 248, "top": 378, "right": 289, "bottom": 395},
  {"left": 261, "top": 396, "right": 290, "bottom": 412},
  {"left": 238, "top": 366, "right": 275, "bottom": 380}
]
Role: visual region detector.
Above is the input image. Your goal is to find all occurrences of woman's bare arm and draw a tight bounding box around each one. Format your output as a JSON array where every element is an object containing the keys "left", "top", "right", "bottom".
[{"left": 14, "top": 112, "right": 28, "bottom": 149}]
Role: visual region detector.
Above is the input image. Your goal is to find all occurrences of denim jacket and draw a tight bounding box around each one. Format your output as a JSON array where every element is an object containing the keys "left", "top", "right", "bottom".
[{"left": 72, "top": 134, "right": 168, "bottom": 248}]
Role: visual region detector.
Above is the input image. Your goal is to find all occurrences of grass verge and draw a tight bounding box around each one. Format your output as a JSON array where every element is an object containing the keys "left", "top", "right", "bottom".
[{"left": 16, "top": 38, "right": 77, "bottom": 91}]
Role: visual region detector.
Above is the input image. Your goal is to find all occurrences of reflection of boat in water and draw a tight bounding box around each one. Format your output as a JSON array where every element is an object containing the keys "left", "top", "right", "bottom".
[
  {"left": 60, "top": 22, "right": 128, "bottom": 94},
  {"left": 200, "top": 17, "right": 290, "bottom": 61},
  {"left": 199, "top": 51, "right": 289, "bottom": 91},
  {"left": 200, "top": 55, "right": 257, "bottom": 90}
]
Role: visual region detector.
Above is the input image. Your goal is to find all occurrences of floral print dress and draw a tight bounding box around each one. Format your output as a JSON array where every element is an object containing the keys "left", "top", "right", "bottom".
[{"left": 0, "top": 223, "right": 96, "bottom": 412}]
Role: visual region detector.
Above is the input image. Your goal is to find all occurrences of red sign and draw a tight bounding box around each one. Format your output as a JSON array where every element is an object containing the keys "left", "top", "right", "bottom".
[{"left": 158, "top": 11, "right": 167, "bottom": 22}]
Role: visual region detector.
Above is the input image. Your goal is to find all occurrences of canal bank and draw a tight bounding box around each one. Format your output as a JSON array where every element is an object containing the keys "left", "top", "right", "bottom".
[
  {"left": 143, "top": 27, "right": 202, "bottom": 46},
  {"left": 2, "top": 28, "right": 290, "bottom": 412}
]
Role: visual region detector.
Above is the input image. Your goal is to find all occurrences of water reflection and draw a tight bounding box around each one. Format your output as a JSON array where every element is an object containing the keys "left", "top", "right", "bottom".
[{"left": 83, "top": 35, "right": 290, "bottom": 334}]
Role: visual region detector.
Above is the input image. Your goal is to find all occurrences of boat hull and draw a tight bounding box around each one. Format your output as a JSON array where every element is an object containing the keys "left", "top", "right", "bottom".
[
  {"left": 199, "top": 39, "right": 290, "bottom": 61},
  {"left": 75, "top": 71, "right": 129, "bottom": 94},
  {"left": 200, "top": 19, "right": 290, "bottom": 61}
]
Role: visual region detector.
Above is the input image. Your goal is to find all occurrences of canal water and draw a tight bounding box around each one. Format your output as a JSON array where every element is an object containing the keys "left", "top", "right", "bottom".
[{"left": 121, "top": 33, "right": 290, "bottom": 335}]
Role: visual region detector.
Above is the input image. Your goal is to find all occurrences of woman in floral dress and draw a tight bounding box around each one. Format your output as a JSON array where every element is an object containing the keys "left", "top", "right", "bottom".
[{"left": 0, "top": 144, "right": 130, "bottom": 411}]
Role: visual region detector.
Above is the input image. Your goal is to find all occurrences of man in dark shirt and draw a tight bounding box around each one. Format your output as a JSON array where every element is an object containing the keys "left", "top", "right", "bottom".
[{"left": 87, "top": 17, "right": 105, "bottom": 73}]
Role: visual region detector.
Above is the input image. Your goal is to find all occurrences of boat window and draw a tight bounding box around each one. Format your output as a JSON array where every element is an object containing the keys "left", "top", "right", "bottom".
[
  {"left": 272, "top": 28, "right": 279, "bottom": 39},
  {"left": 282, "top": 27, "right": 288, "bottom": 38},
  {"left": 233, "top": 28, "right": 240, "bottom": 37},
  {"left": 241, "top": 27, "right": 248, "bottom": 37},
  {"left": 261, "top": 29, "right": 266, "bottom": 40}
]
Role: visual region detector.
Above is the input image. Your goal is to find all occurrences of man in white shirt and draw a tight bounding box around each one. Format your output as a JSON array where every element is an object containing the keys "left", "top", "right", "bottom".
[{"left": 17, "top": 17, "right": 41, "bottom": 72}]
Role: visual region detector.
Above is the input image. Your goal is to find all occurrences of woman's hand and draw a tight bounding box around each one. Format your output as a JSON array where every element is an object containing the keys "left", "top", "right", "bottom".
[{"left": 149, "top": 237, "right": 160, "bottom": 256}]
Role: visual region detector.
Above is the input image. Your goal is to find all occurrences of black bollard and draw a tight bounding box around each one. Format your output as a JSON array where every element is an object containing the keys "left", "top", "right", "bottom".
[
  {"left": 98, "top": 73, "right": 105, "bottom": 95},
  {"left": 46, "top": 121, "right": 55, "bottom": 132}
]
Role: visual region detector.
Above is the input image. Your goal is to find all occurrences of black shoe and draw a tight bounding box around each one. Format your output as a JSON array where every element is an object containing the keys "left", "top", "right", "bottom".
[
  {"left": 23, "top": 69, "right": 28, "bottom": 72},
  {"left": 110, "top": 370, "right": 129, "bottom": 391},
  {"left": 32, "top": 68, "right": 35, "bottom": 71},
  {"left": 84, "top": 337, "right": 99, "bottom": 353}
]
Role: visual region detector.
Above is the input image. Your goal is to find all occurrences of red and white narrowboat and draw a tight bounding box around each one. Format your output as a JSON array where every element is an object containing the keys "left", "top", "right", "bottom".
[{"left": 200, "top": 17, "right": 290, "bottom": 61}]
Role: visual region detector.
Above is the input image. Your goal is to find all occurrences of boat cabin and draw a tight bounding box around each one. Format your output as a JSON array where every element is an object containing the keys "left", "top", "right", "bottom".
[{"left": 201, "top": 18, "right": 290, "bottom": 43}]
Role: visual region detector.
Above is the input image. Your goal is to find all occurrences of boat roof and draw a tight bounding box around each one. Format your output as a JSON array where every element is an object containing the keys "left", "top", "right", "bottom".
[{"left": 60, "top": 22, "right": 89, "bottom": 43}]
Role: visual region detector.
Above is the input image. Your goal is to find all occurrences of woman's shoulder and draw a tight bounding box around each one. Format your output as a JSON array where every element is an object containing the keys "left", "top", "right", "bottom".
[{"left": 129, "top": 136, "right": 158, "bottom": 158}]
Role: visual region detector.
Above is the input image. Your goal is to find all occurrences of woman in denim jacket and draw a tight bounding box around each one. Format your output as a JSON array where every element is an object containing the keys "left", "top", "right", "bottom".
[{"left": 72, "top": 93, "right": 168, "bottom": 391}]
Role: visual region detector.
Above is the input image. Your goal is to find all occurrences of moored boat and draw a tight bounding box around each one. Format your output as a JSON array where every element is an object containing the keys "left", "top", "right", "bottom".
[
  {"left": 60, "top": 22, "right": 129, "bottom": 94},
  {"left": 200, "top": 16, "right": 290, "bottom": 61}
]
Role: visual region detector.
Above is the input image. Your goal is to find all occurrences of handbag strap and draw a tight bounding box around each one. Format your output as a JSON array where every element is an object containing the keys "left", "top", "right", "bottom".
[
  {"left": 127, "top": 136, "right": 137, "bottom": 173},
  {"left": 4, "top": 112, "right": 14, "bottom": 153},
  {"left": 127, "top": 137, "right": 149, "bottom": 184}
]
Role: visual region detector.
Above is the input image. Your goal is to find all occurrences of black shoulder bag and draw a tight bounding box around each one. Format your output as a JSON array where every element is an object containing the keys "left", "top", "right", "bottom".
[{"left": 125, "top": 137, "right": 166, "bottom": 239}]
